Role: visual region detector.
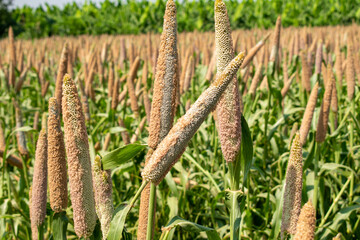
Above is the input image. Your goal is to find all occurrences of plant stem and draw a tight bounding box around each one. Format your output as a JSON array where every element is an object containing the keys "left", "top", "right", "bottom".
[
  {"left": 319, "top": 176, "right": 351, "bottom": 228},
  {"left": 146, "top": 182, "right": 156, "bottom": 240},
  {"left": 129, "top": 180, "right": 148, "bottom": 208},
  {"left": 313, "top": 141, "right": 320, "bottom": 211}
]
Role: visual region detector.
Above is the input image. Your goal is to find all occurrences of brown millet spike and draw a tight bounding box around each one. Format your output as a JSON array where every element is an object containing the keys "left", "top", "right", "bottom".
[
  {"left": 281, "top": 132, "right": 303, "bottom": 237},
  {"left": 281, "top": 73, "right": 296, "bottom": 97},
  {"left": 47, "top": 97, "right": 68, "bottom": 212},
  {"left": 8, "top": 26, "right": 16, "bottom": 66},
  {"left": 55, "top": 43, "right": 69, "bottom": 114},
  {"left": 142, "top": 52, "right": 245, "bottom": 184},
  {"left": 33, "top": 111, "right": 40, "bottom": 130},
  {"left": 138, "top": 150, "right": 156, "bottom": 240},
  {"left": 314, "top": 41, "right": 323, "bottom": 75},
  {"left": 293, "top": 201, "right": 316, "bottom": 240},
  {"left": 241, "top": 33, "right": 270, "bottom": 69},
  {"left": 316, "top": 66, "right": 334, "bottom": 143},
  {"left": 248, "top": 63, "right": 263, "bottom": 96},
  {"left": 103, "top": 133, "right": 111, "bottom": 151},
  {"left": 214, "top": 0, "right": 242, "bottom": 162},
  {"left": 118, "top": 118, "right": 130, "bottom": 145},
  {"left": 127, "top": 56, "right": 141, "bottom": 117},
  {"left": 269, "top": 16, "right": 281, "bottom": 64},
  {"left": 143, "top": 89, "right": 152, "bottom": 124},
  {"left": 335, "top": 38, "right": 343, "bottom": 85},
  {"left": 30, "top": 130, "right": 48, "bottom": 240},
  {"left": 92, "top": 155, "right": 114, "bottom": 240},
  {"left": 131, "top": 117, "right": 147, "bottom": 143},
  {"left": 300, "top": 50, "right": 311, "bottom": 92},
  {"left": 62, "top": 74, "right": 96, "bottom": 238},
  {"left": 346, "top": 39, "right": 355, "bottom": 100},
  {"left": 299, "top": 82, "right": 319, "bottom": 146},
  {"left": 183, "top": 55, "right": 194, "bottom": 93},
  {"left": 13, "top": 99, "right": 29, "bottom": 156},
  {"left": 108, "top": 61, "right": 115, "bottom": 98},
  {"left": 111, "top": 78, "right": 120, "bottom": 110},
  {"left": 148, "top": 0, "right": 179, "bottom": 150}
]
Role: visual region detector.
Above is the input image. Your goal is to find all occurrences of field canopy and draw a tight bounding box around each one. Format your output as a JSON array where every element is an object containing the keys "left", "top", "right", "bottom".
[{"left": 4, "top": 0, "right": 360, "bottom": 38}]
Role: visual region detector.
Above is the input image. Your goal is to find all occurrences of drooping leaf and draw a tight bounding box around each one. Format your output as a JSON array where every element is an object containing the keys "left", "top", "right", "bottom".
[
  {"left": 102, "top": 143, "right": 147, "bottom": 170},
  {"left": 162, "top": 216, "right": 221, "bottom": 240}
]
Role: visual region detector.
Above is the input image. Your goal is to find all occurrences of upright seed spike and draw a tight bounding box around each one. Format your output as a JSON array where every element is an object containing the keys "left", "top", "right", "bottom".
[
  {"left": 316, "top": 65, "right": 334, "bottom": 143},
  {"left": 281, "top": 132, "right": 303, "bottom": 237},
  {"left": 142, "top": 52, "right": 245, "bottom": 184},
  {"left": 139, "top": 1, "right": 179, "bottom": 239},
  {"left": 62, "top": 74, "right": 96, "bottom": 238},
  {"left": 30, "top": 130, "right": 48, "bottom": 240},
  {"left": 92, "top": 155, "right": 114, "bottom": 240},
  {"left": 299, "top": 82, "right": 319, "bottom": 146},
  {"left": 55, "top": 43, "right": 69, "bottom": 113},
  {"left": 47, "top": 97, "right": 68, "bottom": 212},
  {"left": 214, "top": 0, "right": 242, "bottom": 162},
  {"left": 293, "top": 201, "right": 316, "bottom": 240}
]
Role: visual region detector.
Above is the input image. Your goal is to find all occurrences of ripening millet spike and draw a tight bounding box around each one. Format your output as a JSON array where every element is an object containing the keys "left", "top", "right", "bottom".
[
  {"left": 300, "top": 50, "right": 311, "bottom": 92},
  {"left": 335, "top": 40, "right": 343, "bottom": 85},
  {"left": 314, "top": 41, "right": 323, "bottom": 75},
  {"left": 316, "top": 67, "right": 334, "bottom": 143},
  {"left": 111, "top": 78, "right": 120, "bottom": 110},
  {"left": 214, "top": 0, "right": 242, "bottom": 162},
  {"left": 148, "top": 0, "right": 179, "bottom": 150},
  {"left": 281, "top": 132, "right": 303, "bottom": 237},
  {"left": 62, "top": 74, "right": 97, "bottom": 238},
  {"left": 183, "top": 55, "right": 194, "bottom": 93},
  {"left": 281, "top": 74, "right": 295, "bottom": 97},
  {"left": 249, "top": 63, "right": 263, "bottom": 96},
  {"left": 346, "top": 40, "right": 355, "bottom": 100},
  {"left": 92, "top": 155, "right": 114, "bottom": 240},
  {"left": 138, "top": 150, "right": 156, "bottom": 240},
  {"left": 47, "top": 97, "right": 68, "bottom": 212},
  {"left": 14, "top": 100, "right": 29, "bottom": 156},
  {"left": 55, "top": 43, "right": 69, "bottom": 114},
  {"left": 241, "top": 33, "right": 270, "bottom": 69},
  {"left": 8, "top": 26, "right": 16, "bottom": 66},
  {"left": 127, "top": 56, "right": 141, "bottom": 117},
  {"left": 293, "top": 201, "right": 316, "bottom": 240},
  {"left": 30, "top": 130, "right": 48, "bottom": 240},
  {"left": 108, "top": 61, "right": 115, "bottom": 98},
  {"left": 269, "top": 16, "right": 281, "bottom": 65},
  {"left": 142, "top": 52, "right": 245, "bottom": 184},
  {"left": 299, "top": 82, "right": 319, "bottom": 146}
]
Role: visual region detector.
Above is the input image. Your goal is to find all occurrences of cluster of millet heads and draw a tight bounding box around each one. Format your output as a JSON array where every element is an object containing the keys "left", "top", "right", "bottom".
[{"left": 30, "top": 46, "right": 113, "bottom": 238}]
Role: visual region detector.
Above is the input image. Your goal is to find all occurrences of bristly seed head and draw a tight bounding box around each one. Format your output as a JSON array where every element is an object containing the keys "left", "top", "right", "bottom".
[
  {"left": 281, "top": 132, "right": 303, "bottom": 237},
  {"left": 293, "top": 201, "right": 316, "bottom": 240},
  {"left": 142, "top": 52, "right": 244, "bottom": 184}
]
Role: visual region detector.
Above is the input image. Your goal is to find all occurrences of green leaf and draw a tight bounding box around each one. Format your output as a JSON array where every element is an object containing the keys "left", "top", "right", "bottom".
[
  {"left": 162, "top": 216, "right": 221, "bottom": 240},
  {"left": 52, "top": 212, "right": 68, "bottom": 240},
  {"left": 107, "top": 204, "right": 131, "bottom": 240},
  {"left": 241, "top": 115, "right": 253, "bottom": 184},
  {"left": 108, "top": 126, "right": 127, "bottom": 134},
  {"left": 102, "top": 143, "right": 147, "bottom": 170},
  {"left": 11, "top": 126, "right": 36, "bottom": 135}
]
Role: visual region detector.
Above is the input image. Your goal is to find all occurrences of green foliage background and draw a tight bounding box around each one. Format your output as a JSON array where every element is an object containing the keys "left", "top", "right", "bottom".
[{"left": 3, "top": 0, "right": 360, "bottom": 38}]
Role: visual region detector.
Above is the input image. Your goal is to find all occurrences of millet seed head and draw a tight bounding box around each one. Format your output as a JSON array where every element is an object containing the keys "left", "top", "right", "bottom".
[
  {"left": 293, "top": 201, "right": 316, "bottom": 240},
  {"left": 62, "top": 74, "right": 97, "bottom": 238},
  {"left": 281, "top": 132, "right": 303, "bottom": 236}
]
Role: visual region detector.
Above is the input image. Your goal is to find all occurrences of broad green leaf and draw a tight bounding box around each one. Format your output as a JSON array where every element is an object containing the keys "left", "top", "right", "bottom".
[
  {"left": 109, "top": 126, "right": 127, "bottom": 134},
  {"left": 102, "top": 143, "right": 147, "bottom": 170},
  {"left": 162, "top": 216, "right": 221, "bottom": 240},
  {"left": 11, "top": 126, "right": 35, "bottom": 134},
  {"left": 107, "top": 204, "right": 131, "bottom": 240}
]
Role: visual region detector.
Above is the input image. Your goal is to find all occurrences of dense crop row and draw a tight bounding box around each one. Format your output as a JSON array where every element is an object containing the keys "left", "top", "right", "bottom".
[
  {"left": 3, "top": 0, "right": 360, "bottom": 38},
  {"left": 0, "top": 0, "right": 360, "bottom": 239}
]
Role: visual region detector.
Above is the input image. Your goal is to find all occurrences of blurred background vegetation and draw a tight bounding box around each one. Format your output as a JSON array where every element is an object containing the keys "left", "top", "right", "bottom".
[{"left": 1, "top": 0, "right": 360, "bottom": 38}]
